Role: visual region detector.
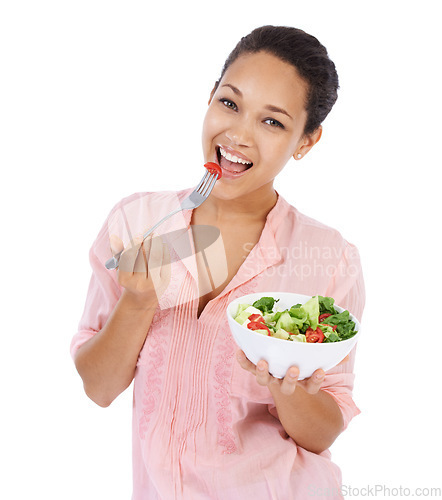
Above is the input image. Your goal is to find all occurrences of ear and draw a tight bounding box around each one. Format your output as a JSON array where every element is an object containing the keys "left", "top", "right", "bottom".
[
  {"left": 293, "top": 126, "right": 322, "bottom": 160},
  {"left": 208, "top": 81, "right": 219, "bottom": 105}
]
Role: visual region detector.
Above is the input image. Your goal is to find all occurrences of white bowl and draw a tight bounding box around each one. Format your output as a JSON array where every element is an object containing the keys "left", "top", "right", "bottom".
[{"left": 226, "top": 292, "right": 361, "bottom": 380}]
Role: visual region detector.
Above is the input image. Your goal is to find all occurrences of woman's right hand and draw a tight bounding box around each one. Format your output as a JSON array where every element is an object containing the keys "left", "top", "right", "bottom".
[
  {"left": 75, "top": 234, "right": 170, "bottom": 407},
  {"left": 110, "top": 234, "right": 171, "bottom": 308}
]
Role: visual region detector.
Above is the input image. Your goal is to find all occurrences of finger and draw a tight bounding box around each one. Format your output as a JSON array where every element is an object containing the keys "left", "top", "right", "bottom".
[
  {"left": 119, "top": 237, "right": 143, "bottom": 273},
  {"left": 280, "top": 366, "right": 299, "bottom": 395},
  {"left": 133, "top": 236, "right": 150, "bottom": 274},
  {"left": 160, "top": 240, "right": 171, "bottom": 284},
  {"left": 236, "top": 350, "right": 257, "bottom": 374},
  {"left": 255, "top": 360, "right": 271, "bottom": 386},
  {"left": 148, "top": 235, "right": 169, "bottom": 295},
  {"left": 109, "top": 234, "right": 124, "bottom": 255},
  {"left": 299, "top": 369, "right": 325, "bottom": 394},
  {"left": 147, "top": 233, "right": 164, "bottom": 270}
]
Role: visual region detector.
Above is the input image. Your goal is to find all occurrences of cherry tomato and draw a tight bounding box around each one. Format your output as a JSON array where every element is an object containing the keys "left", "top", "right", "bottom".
[
  {"left": 305, "top": 326, "right": 325, "bottom": 343},
  {"left": 247, "top": 321, "right": 271, "bottom": 335},
  {"left": 321, "top": 323, "right": 337, "bottom": 331},
  {"left": 248, "top": 314, "right": 266, "bottom": 324},
  {"left": 204, "top": 162, "right": 222, "bottom": 179},
  {"left": 319, "top": 313, "right": 332, "bottom": 322}
]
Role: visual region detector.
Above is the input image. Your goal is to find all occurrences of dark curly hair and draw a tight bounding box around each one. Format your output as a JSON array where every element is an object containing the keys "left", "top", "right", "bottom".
[{"left": 216, "top": 25, "right": 339, "bottom": 136}]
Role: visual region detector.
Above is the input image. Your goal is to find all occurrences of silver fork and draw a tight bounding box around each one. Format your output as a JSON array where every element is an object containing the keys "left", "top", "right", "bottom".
[{"left": 105, "top": 169, "right": 220, "bottom": 270}]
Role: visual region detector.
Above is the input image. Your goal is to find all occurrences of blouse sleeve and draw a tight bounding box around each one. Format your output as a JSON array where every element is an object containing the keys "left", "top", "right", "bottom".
[
  {"left": 69, "top": 210, "right": 123, "bottom": 360},
  {"left": 320, "top": 241, "right": 366, "bottom": 430}
]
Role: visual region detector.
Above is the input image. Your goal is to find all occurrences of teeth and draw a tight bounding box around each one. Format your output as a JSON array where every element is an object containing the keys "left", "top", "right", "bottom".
[{"left": 219, "top": 147, "right": 252, "bottom": 165}]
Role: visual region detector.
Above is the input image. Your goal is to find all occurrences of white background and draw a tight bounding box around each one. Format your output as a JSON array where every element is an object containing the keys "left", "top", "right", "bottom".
[{"left": 1, "top": 1, "right": 441, "bottom": 499}]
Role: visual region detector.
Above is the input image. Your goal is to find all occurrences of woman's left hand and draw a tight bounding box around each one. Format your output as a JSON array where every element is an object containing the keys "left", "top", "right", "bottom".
[{"left": 236, "top": 349, "right": 325, "bottom": 396}]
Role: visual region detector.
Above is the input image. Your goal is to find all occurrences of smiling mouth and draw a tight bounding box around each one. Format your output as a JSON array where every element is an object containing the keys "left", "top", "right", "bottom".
[{"left": 216, "top": 146, "right": 253, "bottom": 174}]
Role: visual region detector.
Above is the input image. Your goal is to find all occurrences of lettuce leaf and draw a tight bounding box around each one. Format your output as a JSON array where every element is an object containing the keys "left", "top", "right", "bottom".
[
  {"left": 275, "top": 311, "right": 300, "bottom": 334},
  {"left": 273, "top": 328, "right": 291, "bottom": 340},
  {"left": 288, "top": 306, "right": 308, "bottom": 325},
  {"left": 318, "top": 324, "right": 340, "bottom": 342},
  {"left": 318, "top": 296, "right": 337, "bottom": 315},
  {"left": 253, "top": 297, "right": 279, "bottom": 314},
  {"left": 290, "top": 333, "right": 306, "bottom": 342},
  {"left": 301, "top": 295, "right": 320, "bottom": 329},
  {"left": 323, "top": 310, "right": 357, "bottom": 340}
]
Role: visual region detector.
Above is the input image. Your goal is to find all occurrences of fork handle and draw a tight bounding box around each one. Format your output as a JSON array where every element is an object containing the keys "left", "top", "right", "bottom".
[
  {"left": 104, "top": 206, "right": 183, "bottom": 270},
  {"left": 141, "top": 207, "right": 182, "bottom": 240}
]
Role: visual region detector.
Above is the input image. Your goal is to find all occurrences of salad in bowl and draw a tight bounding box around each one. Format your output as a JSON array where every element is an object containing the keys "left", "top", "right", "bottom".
[
  {"left": 226, "top": 292, "right": 361, "bottom": 380},
  {"left": 233, "top": 294, "right": 357, "bottom": 343}
]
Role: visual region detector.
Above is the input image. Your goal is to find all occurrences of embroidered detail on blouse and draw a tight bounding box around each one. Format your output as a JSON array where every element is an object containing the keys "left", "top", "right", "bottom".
[
  {"left": 214, "top": 327, "right": 237, "bottom": 455},
  {"left": 138, "top": 325, "right": 168, "bottom": 440},
  {"left": 138, "top": 254, "right": 187, "bottom": 439},
  {"left": 214, "top": 280, "right": 261, "bottom": 454},
  {"left": 235, "top": 278, "right": 261, "bottom": 298},
  {"left": 149, "top": 305, "right": 170, "bottom": 330}
]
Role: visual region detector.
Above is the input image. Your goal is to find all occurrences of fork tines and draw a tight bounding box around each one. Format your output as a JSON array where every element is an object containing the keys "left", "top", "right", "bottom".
[
  {"left": 197, "top": 171, "right": 218, "bottom": 196},
  {"left": 195, "top": 170, "right": 211, "bottom": 192}
]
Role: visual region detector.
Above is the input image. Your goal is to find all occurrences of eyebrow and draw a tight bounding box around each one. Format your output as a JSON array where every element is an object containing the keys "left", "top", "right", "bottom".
[
  {"left": 221, "top": 83, "right": 242, "bottom": 96},
  {"left": 264, "top": 104, "right": 292, "bottom": 120},
  {"left": 221, "top": 83, "right": 293, "bottom": 119}
]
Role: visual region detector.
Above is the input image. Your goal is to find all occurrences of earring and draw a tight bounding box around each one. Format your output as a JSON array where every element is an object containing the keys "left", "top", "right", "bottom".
[{"left": 297, "top": 153, "right": 302, "bottom": 159}]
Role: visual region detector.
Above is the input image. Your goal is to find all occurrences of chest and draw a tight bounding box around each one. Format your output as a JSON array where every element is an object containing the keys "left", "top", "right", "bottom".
[{"left": 192, "top": 221, "right": 264, "bottom": 318}]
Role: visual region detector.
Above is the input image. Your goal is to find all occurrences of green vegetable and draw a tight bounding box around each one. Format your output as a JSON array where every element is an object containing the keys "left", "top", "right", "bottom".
[
  {"left": 273, "top": 328, "right": 291, "bottom": 340},
  {"left": 235, "top": 310, "right": 252, "bottom": 325},
  {"left": 275, "top": 311, "right": 300, "bottom": 334},
  {"left": 290, "top": 333, "right": 306, "bottom": 342},
  {"left": 263, "top": 311, "right": 282, "bottom": 325},
  {"left": 288, "top": 306, "right": 308, "bottom": 326},
  {"left": 301, "top": 296, "right": 320, "bottom": 330},
  {"left": 252, "top": 297, "right": 279, "bottom": 314},
  {"left": 318, "top": 324, "right": 339, "bottom": 343},
  {"left": 235, "top": 303, "right": 251, "bottom": 316},
  {"left": 322, "top": 310, "right": 357, "bottom": 340},
  {"left": 318, "top": 296, "right": 337, "bottom": 315},
  {"left": 324, "top": 332, "right": 340, "bottom": 343},
  {"left": 254, "top": 328, "right": 272, "bottom": 336}
]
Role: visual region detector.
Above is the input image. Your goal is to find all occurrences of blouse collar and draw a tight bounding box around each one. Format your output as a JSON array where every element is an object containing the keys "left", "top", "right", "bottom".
[{"left": 173, "top": 189, "right": 291, "bottom": 297}]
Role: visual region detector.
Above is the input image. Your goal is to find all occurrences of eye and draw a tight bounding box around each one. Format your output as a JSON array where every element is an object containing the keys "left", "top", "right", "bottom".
[
  {"left": 264, "top": 118, "right": 285, "bottom": 129},
  {"left": 219, "top": 98, "right": 238, "bottom": 111}
]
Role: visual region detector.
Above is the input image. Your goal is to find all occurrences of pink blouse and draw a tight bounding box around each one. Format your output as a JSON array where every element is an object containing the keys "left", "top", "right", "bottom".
[{"left": 71, "top": 188, "right": 365, "bottom": 500}]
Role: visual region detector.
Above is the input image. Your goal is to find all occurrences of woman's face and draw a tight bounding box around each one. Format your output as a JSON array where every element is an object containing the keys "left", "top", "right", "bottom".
[{"left": 202, "top": 51, "right": 320, "bottom": 203}]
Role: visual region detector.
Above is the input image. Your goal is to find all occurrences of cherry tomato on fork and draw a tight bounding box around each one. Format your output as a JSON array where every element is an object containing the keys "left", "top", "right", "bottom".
[{"left": 204, "top": 162, "right": 222, "bottom": 178}]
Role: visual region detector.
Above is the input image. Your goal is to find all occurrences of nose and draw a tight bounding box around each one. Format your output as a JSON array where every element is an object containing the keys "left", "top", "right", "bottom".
[{"left": 225, "top": 118, "right": 252, "bottom": 147}]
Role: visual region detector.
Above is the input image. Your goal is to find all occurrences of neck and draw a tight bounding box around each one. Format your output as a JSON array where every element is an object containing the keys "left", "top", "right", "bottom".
[{"left": 201, "top": 185, "right": 278, "bottom": 224}]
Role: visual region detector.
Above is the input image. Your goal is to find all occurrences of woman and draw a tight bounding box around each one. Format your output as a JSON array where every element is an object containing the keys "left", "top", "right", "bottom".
[{"left": 72, "top": 25, "right": 365, "bottom": 499}]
